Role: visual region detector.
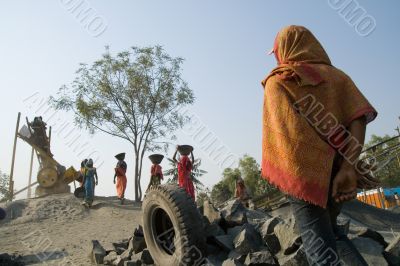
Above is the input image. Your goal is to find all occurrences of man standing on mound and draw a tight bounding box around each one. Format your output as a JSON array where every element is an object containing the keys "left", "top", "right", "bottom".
[{"left": 114, "top": 152, "right": 127, "bottom": 205}]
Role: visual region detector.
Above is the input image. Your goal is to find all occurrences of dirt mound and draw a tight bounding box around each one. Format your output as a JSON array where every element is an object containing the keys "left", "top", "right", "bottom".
[
  {"left": 0, "top": 193, "right": 85, "bottom": 225},
  {"left": 0, "top": 194, "right": 142, "bottom": 265}
]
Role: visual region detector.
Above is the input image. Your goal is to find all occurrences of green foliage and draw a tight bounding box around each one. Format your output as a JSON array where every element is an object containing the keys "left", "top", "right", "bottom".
[
  {"left": 0, "top": 170, "right": 12, "bottom": 202},
  {"left": 50, "top": 46, "right": 195, "bottom": 201},
  {"left": 364, "top": 134, "right": 400, "bottom": 188},
  {"left": 211, "top": 155, "right": 279, "bottom": 205},
  {"left": 164, "top": 158, "right": 207, "bottom": 191}
]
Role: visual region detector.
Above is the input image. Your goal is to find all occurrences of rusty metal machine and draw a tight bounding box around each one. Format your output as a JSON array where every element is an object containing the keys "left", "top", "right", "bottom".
[{"left": 17, "top": 116, "right": 80, "bottom": 197}]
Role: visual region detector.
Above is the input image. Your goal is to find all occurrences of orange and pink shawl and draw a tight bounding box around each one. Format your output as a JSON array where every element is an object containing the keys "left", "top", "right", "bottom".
[{"left": 261, "top": 25, "right": 377, "bottom": 207}]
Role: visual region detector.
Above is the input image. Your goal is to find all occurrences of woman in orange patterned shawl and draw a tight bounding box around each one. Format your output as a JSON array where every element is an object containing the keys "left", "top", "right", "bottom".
[{"left": 262, "top": 25, "right": 376, "bottom": 265}]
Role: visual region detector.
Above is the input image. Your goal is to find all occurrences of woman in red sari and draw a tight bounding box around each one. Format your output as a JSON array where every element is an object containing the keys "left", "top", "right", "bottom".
[{"left": 173, "top": 146, "right": 195, "bottom": 200}]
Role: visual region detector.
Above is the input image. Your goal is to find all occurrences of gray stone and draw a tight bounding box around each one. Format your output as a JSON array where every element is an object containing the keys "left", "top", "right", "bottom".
[
  {"left": 228, "top": 250, "right": 246, "bottom": 263},
  {"left": 351, "top": 237, "right": 388, "bottom": 266},
  {"left": 128, "top": 235, "right": 147, "bottom": 254},
  {"left": 383, "top": 250, "right": 400, "bottom": 266},
  {"left": 263, "top": 234, "right": 281, "bottom": 255},
  {"left": 233, "top": 224, "right": 262, "bottom": 255},
  {"left": 215, "top": 235, "right": 235, "bottom": 252},
  {"left": 120, "top": 247, "right": 133, "bottom": 261},
  {"left": 113, "top": 240, "right": 129, "bottom": 251},
  {"left": 273, "top": 220, "right": 301, "bottom": 255},
  {"left": 245, "top": 209, "right": 272, "bottom": 225},
  {"left": 104, "top": 251, "right": 118, "bottom": 265},
  {"left": 355, "top": 227, "right": 388, "bottom": 248},
  {"left": 115, "top": 247, "right": 126, "bottom": 255},
  {"left": 227, "top": 226, "right": 243, "bottom": 239},
  {"left": 259, "top": 217, "right": 283, "bottom": 236},
  {"left": 205, "top": 253, "right": 227, "bottom": 266},
  {"left": 221, "top": 200, "right": 248, "bottom": 226},
  {"left": 386, "top": 235, "right": 400, "bottom": 257},
  {"left": 222, "top": 257, "right": 244, "bottom": 266},
  {"left": 204, "top": 200, "right": 222, "bottom": 224},
  {"left": 207, "top": 243, "right": 222, "bottom": 255},
  {"left": 336, "top": 217, "right": 350, "bottom": 236},
  {"left": 113, "top": 256, "right": 125, "bottom": 266},
  {"left": 244, "top": 249, "right": 277, "bottom": 265},
  {"left": 91, "top": 240, "right": 107, "bottom": 264},
  {"left": 278, "top": 247, "right": 308, "bottom": 266},
  {"left": 124, "top": 261, "right": 140, "bottom": 266},
  {"left": 206, "top": 222, "right": 226, "bottom": 238},
  {"left": 140, "top": 249, "right": 154, "bottom": 265},
  {"left": 134, "top": 225, "right": 144, "bottom": 237}
]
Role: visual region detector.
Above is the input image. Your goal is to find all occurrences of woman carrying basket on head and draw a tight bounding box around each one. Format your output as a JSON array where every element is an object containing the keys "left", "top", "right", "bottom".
[{"left": 173, "top": 145, "right": 195, "bottom": 200}]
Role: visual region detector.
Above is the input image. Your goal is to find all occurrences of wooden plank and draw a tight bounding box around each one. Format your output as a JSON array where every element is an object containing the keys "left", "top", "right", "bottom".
[{"left": 9, "top": 112, "right": 21, "bottom": 200}]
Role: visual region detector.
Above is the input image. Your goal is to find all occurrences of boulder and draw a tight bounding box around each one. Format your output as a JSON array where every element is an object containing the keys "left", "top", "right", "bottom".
[
  {"left": 221, "top": 200, "right": 248, "bottom": 227},
  {"left": 222, "top": 257, "right": 244, "bottom": 266},
  {"left": 259, "top": 217, "right": 282, "bottom": 236},
  {"left": 383, "top": 251, "right": 400, "bottom": 266},
  {"left": 206, "top": 222, "right": 226, "bottom": 238},
  {"left": 204, "top": 200, "right": 222, "bottom": 224},
  {"left": 134, "top": 225, "right": 144, "bottom": 237},
  {"left": 207, "top": 243, "right": 222, "bottom": 255},
  {"left": 244, "top": 249, "right": 277, "bottom": 266},
  {"left": 113, "top": 256, "right": 125, "bottom": 266},
  {"left": 263, "top": 234, "right": 281, "bottom": 255},
  {"left": 128, "top": 235, "right": 147, "bottom": 254},
  {"left": 233, "top": 224, "right": 262, "bottom": 255},
  {"left": 227, "top": 226, "right": 243, "bottom": 239},
  {"left": 124, "top": 261, "right": 140, "bottom": 266},
  {"left": 91, "top": 240, "right": 107, "bottom": 264},
  {"left": 206, "top": 253, "right": 227, "bottom": 266},
  {"left": 115, "top": 247, "right": 126, "bottom": 256},
  {"left": 245, "top": 209, "right": 272, "bottom": 225},
  {"left": 228, "top": 250, "right": 247, "bottom": 264},
  {"left": 273, "top": 219, "right": 301, "bottom": 255},
  {"left": 113, "top": 239, "right": 129, "bottom": 251},
  {"left": 215, "top": 235, "right": 235, "bottom": 252},
  {"left": 386, "top": 235, "right": 400, "bottom": 257},
  {"left": 140, "top": 249, "right": 154, "bottom": 264},
  {"left": 336, "top": 217, "right": 350, "bottom": 236},
  {"left": 355, "top": 227, "right": 388, "bottom": 248},
  {"left": 351, "top": 237, "right": 388, "bottom": 266},
  {"left": 104, "top": 251, "right": 118, "bottom": 265},
  {"left": 277, "top": 247, "right": 308, "bottom": 266},
  {"left": 120, "top": 247, "right": 133, "bottom": 261}
]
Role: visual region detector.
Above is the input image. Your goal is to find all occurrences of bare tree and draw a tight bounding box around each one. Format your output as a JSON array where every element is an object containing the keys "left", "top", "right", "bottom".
[{"left": 50, "top": 46, "right": 194, "bottom": 201}]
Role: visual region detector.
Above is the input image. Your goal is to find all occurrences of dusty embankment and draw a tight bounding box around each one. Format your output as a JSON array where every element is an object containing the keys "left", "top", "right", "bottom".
[{"left": 0, "top": 194, "right": 142, "bottom": 265}]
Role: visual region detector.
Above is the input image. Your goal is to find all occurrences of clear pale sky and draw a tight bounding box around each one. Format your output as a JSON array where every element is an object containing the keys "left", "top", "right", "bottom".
[{"left": 1, "top": 1, "right": 399, "bottom": 200}]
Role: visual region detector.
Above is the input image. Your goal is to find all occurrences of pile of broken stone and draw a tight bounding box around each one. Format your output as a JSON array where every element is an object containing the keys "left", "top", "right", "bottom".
[
  {"left": 91, "top": 199, "right": 400, "bottom": 265},
  {"left": 91, "top": 224, "right": 152, "bottom": 266}
]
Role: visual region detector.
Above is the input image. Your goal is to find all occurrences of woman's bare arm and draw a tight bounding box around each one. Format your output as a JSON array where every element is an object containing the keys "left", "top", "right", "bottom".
[{"left": 332, "top": 116, "right": 367, "bottom": 202}]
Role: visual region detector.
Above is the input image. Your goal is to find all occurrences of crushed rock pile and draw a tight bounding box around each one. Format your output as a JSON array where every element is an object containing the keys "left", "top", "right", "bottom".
[
  {"left": 0, "top": 193, "right": 86, "bottom": 225},
  {"left": 90, "top": 199, "right": 400, "bottom": 266}
]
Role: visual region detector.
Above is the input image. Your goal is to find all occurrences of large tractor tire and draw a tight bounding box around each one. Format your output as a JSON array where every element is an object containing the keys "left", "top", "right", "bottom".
[{"left": 142, "top": 185, "right": 206, "bottom": 266}]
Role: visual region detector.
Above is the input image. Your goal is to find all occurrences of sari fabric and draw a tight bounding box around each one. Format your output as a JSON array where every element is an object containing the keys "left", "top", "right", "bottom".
[
  {"left": 261, "top": 25, "right": 377, "bottom": 207},
  {"left": 178, "top": 155, "right": 195, "bottom": 200}
]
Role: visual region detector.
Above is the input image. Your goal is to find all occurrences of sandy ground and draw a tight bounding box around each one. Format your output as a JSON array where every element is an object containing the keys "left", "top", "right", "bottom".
[{"left": 0, "top": 194, "right": 142, "bottom": 265}]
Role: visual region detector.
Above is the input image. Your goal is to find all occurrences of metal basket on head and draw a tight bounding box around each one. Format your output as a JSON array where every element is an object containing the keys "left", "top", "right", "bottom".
[
  {"left": 177, "top": 145, "right": 193, "bottom": 156},
  {"left": 149, "top": 154, "right": 164, "bottom": 164}
]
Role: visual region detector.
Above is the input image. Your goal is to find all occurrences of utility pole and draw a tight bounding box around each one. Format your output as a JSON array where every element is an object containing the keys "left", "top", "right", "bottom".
[{"left": 9, "top": 112, "right": 21, "bottom": 201}]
